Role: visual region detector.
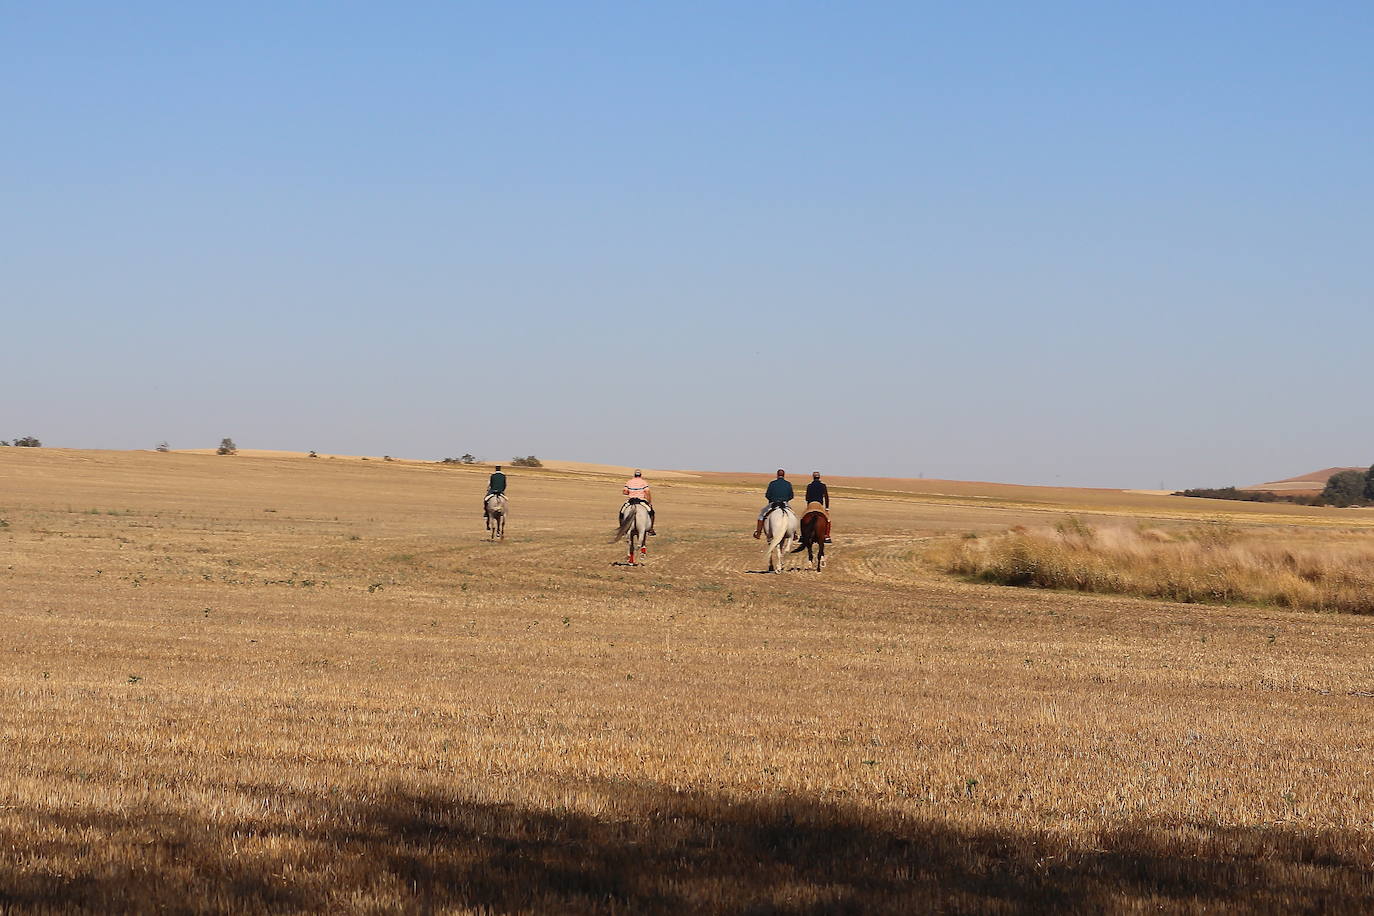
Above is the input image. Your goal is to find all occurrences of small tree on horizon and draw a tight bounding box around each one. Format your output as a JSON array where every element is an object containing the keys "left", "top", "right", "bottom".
[
  {"left": 510, "top": 455, "right": 543, "bottom": 468},
  {"left": 156, "top": 441, "right": 171, "bottom": 452},
  {"left": 217, "top": 438, "right": 238, "bottom": 456},
  {"left": 1365, "top": 464, "right": 1374, "bottom": 502},
  {"left": 12, "top": 436, "right": 41, "bottom": 448},
  {"left": 461, "top": 454, "right": 478, "bottom": 464}
]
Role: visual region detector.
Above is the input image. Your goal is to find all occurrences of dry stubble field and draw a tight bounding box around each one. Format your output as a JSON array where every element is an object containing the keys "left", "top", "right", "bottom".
[{"left": 3, "top": 449, "right": 1374, "bottom": 914}]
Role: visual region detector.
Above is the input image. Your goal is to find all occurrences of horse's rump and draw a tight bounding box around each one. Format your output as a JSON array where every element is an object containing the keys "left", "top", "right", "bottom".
[
  {"left": 800, "top": 510, "right": 830, "bottom": 540},
  {"left": 614, "top": 501, "right": 648, "bottom": 541}
]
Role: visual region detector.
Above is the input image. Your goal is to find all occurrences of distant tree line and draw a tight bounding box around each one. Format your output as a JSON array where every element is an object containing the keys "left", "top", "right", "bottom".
[
  {"left": 1174, "top": 486, "right": 1320, "bottom": 506},
  {"left": 0, "top": 436, "right": 41, "bottom": 447},
  {"left": 437, "top": 454, "right": 542, "bottom": 467},
  {"left": 1176, "top": 466, "right": 1374, "bottom": 508}
]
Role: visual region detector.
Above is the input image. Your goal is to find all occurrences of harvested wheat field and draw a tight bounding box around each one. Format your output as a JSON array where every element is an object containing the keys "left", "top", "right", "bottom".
[{"left": 4, "top": 449, "right": 1374, "bottom": 914}]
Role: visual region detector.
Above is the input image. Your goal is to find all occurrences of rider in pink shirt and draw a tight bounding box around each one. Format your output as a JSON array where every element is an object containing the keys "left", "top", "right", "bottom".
[{"left": 623, "top": 470, "right": 656, "bottom": 535}]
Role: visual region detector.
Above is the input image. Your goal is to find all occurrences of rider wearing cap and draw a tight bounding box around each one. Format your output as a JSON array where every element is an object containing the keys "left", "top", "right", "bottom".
[
  {"left": 806, "top": 470, "right": 832, "bottom": 543},
  {"left": 623, "top": 469, "right": 656, "bottom": 535},
  {"left": 753, "top": 469, "right": 794, "bottom": 538}
]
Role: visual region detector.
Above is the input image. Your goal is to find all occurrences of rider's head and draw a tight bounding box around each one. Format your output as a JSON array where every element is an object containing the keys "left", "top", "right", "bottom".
[
  {"left": 813, "top": 471, "right": 821, "bottom": 479},
  {"left": 495, "top": 465, "right": 502, "bottom": 471},
  {"left": 633, "top": 469, "right": 642, "bottom": 477},
  {"left": 776, "top": 469, "right": 786, "bottom": 478}
]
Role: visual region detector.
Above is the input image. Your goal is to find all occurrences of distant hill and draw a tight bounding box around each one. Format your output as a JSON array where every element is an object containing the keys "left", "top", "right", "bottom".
[{"left": 1247, "top": 467, "right": 1366, "bottom": 494}]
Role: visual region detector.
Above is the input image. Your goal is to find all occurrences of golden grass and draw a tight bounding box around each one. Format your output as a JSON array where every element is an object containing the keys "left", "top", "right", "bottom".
[
  {"left": 940, "top": 519, "right": 1374, "bottom": 613},
  {"left": 3, "top": 449, "right": 1374, "bottom": 913}
]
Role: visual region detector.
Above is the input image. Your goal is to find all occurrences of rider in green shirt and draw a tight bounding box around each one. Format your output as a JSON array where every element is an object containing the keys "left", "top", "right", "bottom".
[{"left": 483, "top": 466, "right": 507, "bottom": 516}]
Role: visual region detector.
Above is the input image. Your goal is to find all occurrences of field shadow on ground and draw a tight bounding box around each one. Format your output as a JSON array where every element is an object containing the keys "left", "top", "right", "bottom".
[{"left": 3, "top": 780, "right": 1370, "bottom": 914}]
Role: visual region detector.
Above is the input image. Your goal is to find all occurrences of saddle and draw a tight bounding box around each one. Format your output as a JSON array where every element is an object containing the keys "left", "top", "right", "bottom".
[
  {"left": 803, "top": 501, "right": 828, "bottom": 517},
  {"left": 768, "top": 501, "right": 795, "bottom": 513}
]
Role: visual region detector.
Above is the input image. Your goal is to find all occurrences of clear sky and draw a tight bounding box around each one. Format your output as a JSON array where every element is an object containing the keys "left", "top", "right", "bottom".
[{"left": 5, "top": 1, "right": 1371, "bottom": 487}]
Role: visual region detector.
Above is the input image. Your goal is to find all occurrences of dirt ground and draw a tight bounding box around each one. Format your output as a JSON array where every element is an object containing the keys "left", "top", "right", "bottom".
[{"left": 3, "top": 449, "right": 1373, "bottom": 913}]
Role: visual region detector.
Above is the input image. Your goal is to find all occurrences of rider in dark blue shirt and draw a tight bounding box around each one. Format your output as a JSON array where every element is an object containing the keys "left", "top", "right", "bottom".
[
  {"left": 805, "top": 471, "right": 829, "bottom": 509},
  {"left": 754, "top": 469, "right": 794, "bottom": 538},
  {"left": 805, "top": 471, "right": 832, "bottom": 543}
]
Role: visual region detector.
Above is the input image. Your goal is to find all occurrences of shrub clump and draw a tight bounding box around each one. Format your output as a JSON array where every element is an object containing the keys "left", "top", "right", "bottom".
[
  {"left": 510, "top": 455, "right": 543, "bottom": 468},
  {"left": 216, "top": 438, "right": 238, "bottom": 456}
]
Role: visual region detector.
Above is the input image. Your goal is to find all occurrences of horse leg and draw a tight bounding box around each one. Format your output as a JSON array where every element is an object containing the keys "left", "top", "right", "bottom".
[{"left": 766, "top": 513, "right": 788, "bottom": 573}]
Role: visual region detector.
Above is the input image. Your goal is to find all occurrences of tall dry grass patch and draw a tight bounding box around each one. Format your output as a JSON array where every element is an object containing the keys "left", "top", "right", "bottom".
[{"left": 941, "top": 518, "right": 1374, "bottom": 613}]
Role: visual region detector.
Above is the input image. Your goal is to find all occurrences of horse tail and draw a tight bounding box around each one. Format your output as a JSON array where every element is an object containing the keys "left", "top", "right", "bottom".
[
  {"left": 790, "top": 514, "right": 810, "bottom": 552},
  {"left": 612, "top": 512, "right": 635, "bottom": 542},
  {"left": 791, "top": 513, "right": 817, "bottom": 551}
]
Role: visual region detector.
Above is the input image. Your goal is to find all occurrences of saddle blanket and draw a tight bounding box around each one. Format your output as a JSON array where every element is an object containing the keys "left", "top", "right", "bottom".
[{"left": 803, "top": 501, "right": 828, "bottom": 517}]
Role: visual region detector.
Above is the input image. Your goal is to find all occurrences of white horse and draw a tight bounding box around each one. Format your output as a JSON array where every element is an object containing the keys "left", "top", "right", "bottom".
[
  {"left": 484, "top": 493, "right": 507, "bottom": 540},
  {"left": 762, "top": 504, "right": 800, "bottom": 573},
  {"left": 615, "top": 500, "right": 651, "bottom": 565}
]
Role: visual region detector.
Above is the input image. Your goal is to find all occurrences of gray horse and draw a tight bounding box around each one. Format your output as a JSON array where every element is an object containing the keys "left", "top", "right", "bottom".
[
  {"left": 762, "top": 504, "right": 800, "bottom": 573},
  {"left": 484, "top": 493, "right": 507, "bottom": 540},
  {"left": 615, "top": 501, "right": 651, "bottom": 565}
]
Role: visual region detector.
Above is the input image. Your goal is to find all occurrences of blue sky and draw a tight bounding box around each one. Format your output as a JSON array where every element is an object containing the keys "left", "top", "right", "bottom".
[{"left": 4, "top": 1, "right": 1371, "bottom": 487}]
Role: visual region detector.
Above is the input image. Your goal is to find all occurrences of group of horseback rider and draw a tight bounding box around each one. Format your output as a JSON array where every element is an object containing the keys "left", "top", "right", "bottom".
[
  {"left": 485, "top": 465, "right": 829, "bottom": 543},
  {"left": 753, "top": 469, "right": 832, "bottom": 543}
]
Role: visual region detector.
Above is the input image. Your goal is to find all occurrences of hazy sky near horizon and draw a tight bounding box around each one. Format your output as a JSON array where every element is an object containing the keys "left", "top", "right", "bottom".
[{"left": 5, "top": 2, "right": 1371, "bottom": 488}]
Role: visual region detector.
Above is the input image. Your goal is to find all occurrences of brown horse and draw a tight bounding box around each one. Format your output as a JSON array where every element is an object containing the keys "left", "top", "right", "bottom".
[{"left": 792, "top": 510, "right": 830, "bottom": 571}]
